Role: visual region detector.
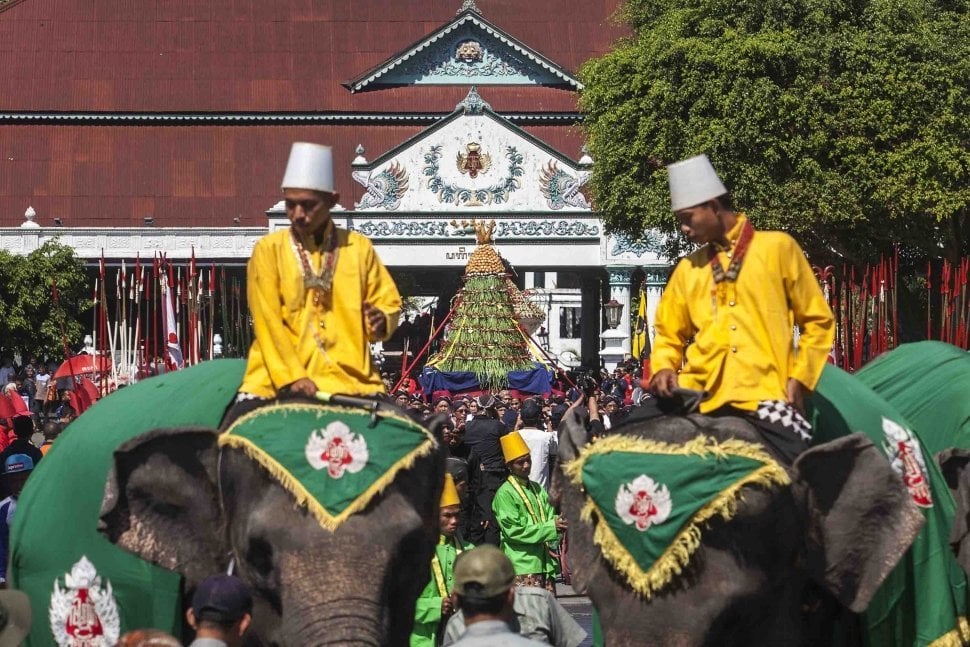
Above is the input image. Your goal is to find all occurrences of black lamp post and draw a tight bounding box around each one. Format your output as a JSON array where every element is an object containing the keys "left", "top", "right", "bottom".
[{"left": 603, "top": 299, "right": 624, "bottom": 330}]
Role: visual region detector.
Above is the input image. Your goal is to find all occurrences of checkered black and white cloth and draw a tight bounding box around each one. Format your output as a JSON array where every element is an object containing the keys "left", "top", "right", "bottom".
[{"left": 755, "top": 400, "right": 812, "bottom": 442}]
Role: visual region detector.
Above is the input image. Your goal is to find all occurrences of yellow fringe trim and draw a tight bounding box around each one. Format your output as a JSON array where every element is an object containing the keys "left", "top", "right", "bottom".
[
  {"left": 929, "top": 617, "right": 970, "bottom": 647},
  {"left": 219, "top": 403, "right": 437, "bottom": 532},
  {"left": 563, "top": 435, "right": 790, "bottom": 599}
]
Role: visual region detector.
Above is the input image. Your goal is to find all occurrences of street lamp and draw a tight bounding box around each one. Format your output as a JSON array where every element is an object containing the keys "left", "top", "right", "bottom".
[{"left": 604, "top": 299, "right": 624, "bottom": 330}]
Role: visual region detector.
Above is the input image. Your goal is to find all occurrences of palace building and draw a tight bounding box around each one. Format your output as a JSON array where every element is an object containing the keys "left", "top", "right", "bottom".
[{"left": 0, "top": 0, "right": 669, "bottom": 369}]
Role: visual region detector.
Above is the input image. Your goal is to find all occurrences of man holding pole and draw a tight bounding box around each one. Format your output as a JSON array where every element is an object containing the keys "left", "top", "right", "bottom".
[{"left": 238, "top": 142, "right": 401, "bottom": 401}]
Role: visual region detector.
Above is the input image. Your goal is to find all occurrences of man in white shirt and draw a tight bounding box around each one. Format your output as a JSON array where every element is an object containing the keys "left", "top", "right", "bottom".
[
  {"left": 33, "top": 364, "right": 50, "bottom": 420},
  {"left": 516, "top": 399, "right": 556, "bottom": 491}
]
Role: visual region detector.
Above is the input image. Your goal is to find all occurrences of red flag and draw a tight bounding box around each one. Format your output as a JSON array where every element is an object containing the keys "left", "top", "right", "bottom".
[{"left": 0, "top": 395, "right": 15, "bottom": 419}]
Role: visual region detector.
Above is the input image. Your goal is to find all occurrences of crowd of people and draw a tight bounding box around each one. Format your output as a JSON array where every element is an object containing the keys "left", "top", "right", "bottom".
[{"left": 385, "top": 362, "right": 647, "bottom": 646}]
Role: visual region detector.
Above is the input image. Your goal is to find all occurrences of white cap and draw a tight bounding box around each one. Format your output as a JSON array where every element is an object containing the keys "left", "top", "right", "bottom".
[
  {"left": 667, "top": 154, "right": 727, "bottom": 211},
  {"left": 281, "top": 142, "right": 335, "bottom": 193}
]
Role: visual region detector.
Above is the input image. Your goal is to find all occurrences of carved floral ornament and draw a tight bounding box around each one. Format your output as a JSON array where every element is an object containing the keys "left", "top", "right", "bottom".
[
  {"left": 354, "top": 219, "right": 599, "bottom": 239},
  {"left": 421, "top": 38, "right": 529, "bottom": 79},
  {"left": 423, "top": 144, "right": 523, "bottom": 207},
  {"left": 609, "top": 231, "right": 663, "bottom": 257}
]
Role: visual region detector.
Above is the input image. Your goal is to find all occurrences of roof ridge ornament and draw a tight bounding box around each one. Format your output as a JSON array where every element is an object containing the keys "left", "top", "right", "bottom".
[
  {"left": 457, "top": 0, "right": 481, "bottom": 14},
  {"left": 457, "top": 86, "right": 491, "bottom": 114}
]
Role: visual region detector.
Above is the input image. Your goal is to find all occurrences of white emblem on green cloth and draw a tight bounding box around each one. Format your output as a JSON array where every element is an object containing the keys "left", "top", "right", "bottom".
[
  {"left": 221, "top": 403, "right": 436, "bottom": 530},
  {"left": 615, "top": 475, "right": 672, "bottom": 532},
  {"left": 305, "top": 421, "right": 369, "bottom": 478},
  {"left": 564, "top": 435, "right": 789, "bottom": 598}
]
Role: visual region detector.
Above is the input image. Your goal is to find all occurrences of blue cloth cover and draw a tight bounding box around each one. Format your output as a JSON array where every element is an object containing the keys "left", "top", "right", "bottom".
[{"left": 418, "top": 364, "right": 552, "bottom": 395}]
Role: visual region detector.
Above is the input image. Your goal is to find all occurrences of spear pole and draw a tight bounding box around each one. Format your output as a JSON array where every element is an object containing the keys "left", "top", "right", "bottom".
[{"left": 392, "top": 304, "right": 459, "bottom": 394}]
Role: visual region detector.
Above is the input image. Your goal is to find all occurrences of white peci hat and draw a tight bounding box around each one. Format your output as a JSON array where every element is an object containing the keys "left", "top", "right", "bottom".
[
  {"left": 281, "top": 142, "right": 335, "bottom": 193},
  {"left": 667, "top": 154, "right": 728, "bottom": 211}
]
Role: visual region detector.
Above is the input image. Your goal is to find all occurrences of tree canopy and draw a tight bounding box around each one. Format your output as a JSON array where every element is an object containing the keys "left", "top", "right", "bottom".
[
  {"left": 0, "top": 239, "right": 92, "bottom": 360},
  {"left": 580, "top": 0, "right": 969, "bottom": 266}
]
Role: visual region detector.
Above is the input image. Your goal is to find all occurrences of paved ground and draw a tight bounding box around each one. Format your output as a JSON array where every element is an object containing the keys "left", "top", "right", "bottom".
[{"left": 557, "top": 583, "right": 594, "bottom": 646}]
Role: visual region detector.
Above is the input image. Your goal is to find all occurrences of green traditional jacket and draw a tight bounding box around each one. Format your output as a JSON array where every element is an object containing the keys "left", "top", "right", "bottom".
[
  {"left": 492, "top": 476, "right": 560, "bottom": 577},
  {"left": 410, "top": 534, "right": 473, "bottom": 647}
]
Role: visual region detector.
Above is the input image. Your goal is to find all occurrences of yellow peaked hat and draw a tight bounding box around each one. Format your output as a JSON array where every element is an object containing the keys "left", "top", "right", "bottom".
[
  {"left": 440, "top": 473, "right": 461, "bottom": 508},
  {"left": 500, "top": 431, "right": 530, "bottom": 463}
]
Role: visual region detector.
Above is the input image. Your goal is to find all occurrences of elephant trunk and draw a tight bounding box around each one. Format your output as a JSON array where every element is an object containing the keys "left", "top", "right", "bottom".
[{"left": 286, "top": 597, "right": 384, "bottom": 646}]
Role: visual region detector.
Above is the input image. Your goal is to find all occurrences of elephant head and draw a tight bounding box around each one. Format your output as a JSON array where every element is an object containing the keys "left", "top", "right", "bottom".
[
  {"left": 556, "top": 410, "right": 924, "bottom": 647},
  {"left": 99, "top": 409, "right": 447, "bottom": 646}
]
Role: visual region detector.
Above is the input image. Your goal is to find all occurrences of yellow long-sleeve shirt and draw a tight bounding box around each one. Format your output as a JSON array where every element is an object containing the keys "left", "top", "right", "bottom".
[
  {"left": 240, "top": 226, "right": 401, "bottom": 397},
  {"left": 650, "top": 216, "right": 834, "bottom": 414}
]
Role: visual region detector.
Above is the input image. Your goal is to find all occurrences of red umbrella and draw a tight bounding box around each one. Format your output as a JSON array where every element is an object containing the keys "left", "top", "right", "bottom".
[
  {"left": 8, "top": 392, "right": 29, "bottom": 415},
  {"left": 75, "top": 377, "right": 101, "bottom": 413},
  {"left": 53, "top": 355, "right": 112, "bottom": 379}
]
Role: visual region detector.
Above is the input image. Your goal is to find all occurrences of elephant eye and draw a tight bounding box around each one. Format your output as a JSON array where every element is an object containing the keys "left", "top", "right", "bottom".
[{"left": 246, "top": 537, "right": 275, "bottom": 577}]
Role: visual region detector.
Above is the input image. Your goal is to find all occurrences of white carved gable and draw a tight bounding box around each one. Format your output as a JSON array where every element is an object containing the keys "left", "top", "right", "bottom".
[
  {"left": 351, "top": 89, "right": 591, "bottom": 214},
  {"left": 345, "top": 7, "right": 582, "bottom": 92}
]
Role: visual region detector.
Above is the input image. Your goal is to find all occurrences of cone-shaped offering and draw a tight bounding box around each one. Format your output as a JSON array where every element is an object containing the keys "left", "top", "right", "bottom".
[{"left": 429, "top": 220, "right": 536, "bottom": 389}]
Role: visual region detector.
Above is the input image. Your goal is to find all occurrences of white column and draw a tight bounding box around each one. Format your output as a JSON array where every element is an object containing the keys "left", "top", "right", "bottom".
[
  {"left": 643, "top": 266, "right": 668, "bottom": 344},
  {"left": 606, "top": 265, "right": 635, "bottom": 355}
]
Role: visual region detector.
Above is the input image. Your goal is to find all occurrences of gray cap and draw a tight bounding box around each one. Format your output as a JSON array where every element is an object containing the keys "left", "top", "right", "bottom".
[{"left": 453, "top": 545, "right": 515, "bottom": 599}]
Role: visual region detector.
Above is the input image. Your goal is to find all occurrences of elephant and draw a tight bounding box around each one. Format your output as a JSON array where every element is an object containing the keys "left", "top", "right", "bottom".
[
  {"left": 556, "top": 410, "right": 925, "bottom": 646},
  {"left": 97, "top": 397, "right": 447, "bottom": 646}
]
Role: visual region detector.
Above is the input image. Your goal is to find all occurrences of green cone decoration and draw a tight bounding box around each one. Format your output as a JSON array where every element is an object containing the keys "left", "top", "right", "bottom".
[{"left": 429, "top": 220, "right": 537, "bottom": 389}]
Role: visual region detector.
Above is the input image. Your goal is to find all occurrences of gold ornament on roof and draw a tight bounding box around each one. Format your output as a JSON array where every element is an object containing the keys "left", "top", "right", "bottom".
[{"left": 457, "top": 142, "right": 491, "bottom": 179}]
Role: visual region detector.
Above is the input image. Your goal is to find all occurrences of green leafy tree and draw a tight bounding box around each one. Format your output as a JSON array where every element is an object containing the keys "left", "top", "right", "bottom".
[
  {"left": 0, "top": 239, "right": 92, "bottom": 360},
  {"left": 580, "top": 0, "right": 969, "bottom": 266}
]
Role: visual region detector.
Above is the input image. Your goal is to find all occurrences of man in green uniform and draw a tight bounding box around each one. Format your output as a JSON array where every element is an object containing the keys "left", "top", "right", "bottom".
[
  {"left": 411, "top": 474, "right": 475, "bottom": 647},
  {"left": 492, "top": 431, "right": 566, "bottom": 594}
]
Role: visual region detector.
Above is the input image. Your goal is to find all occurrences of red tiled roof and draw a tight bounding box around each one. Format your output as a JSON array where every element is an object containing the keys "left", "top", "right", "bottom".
[
  {"left": 0, "top": 0, "right": 626, "bottom": 113},
  {"left": 0, "top": 122, "right": 588, "bottom": 227}
]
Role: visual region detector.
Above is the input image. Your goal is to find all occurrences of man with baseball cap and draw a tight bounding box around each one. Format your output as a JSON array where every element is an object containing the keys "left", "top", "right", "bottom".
[
  {"left": 447, "top": 545, "right": 546, "bottom": 646},
  {"left": 649, "top": 154, "right": 834, "bottom": 461},
  {"left": 186, "top": 575, "right": 253, "bottom": 647},
  {"left": 237, "top": 142, "right": 401, "bottom": 403},
  {"left": 492, "top": 432, "right": 565, "bottom": 593}
]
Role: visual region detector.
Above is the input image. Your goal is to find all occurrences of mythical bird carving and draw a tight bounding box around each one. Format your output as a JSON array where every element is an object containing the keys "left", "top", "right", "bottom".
[
  {"left": 539, "top": 160, "right": 591, "bottom": 210},
  {"left": 353, "top": 161, "right": 410, "bottom": 210}
]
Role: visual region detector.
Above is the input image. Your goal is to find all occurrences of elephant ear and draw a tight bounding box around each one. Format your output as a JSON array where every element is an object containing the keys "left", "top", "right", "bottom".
[
  {"left": 794, "top": 432, "right": 925, "bottom": 612},
  {"left": 99, "top": 426, "right": 228, "bottom": 585},
  {"left": 937, "top": 448, "right": 970, "bottom": 574}
]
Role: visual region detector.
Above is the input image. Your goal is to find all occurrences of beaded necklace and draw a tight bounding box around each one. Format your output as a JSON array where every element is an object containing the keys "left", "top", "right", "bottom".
[
  {"left": 291, "top": 224, "right": 338, "bottom": 307},
  {"left": 708, "top": 217, "right": 754, "bottom": 283}
]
